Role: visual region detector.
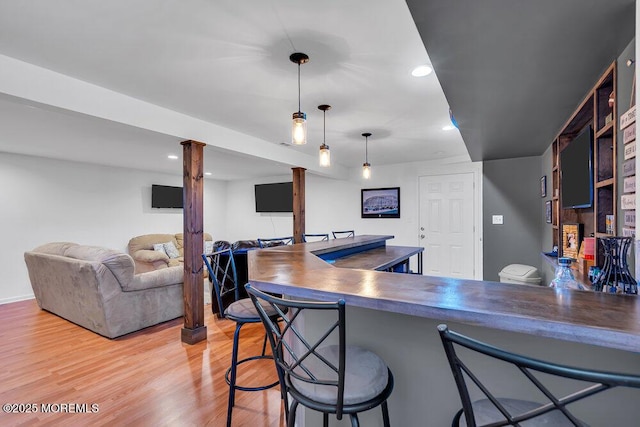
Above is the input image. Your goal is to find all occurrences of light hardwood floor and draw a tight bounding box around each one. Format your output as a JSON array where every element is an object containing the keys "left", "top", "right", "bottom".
[{"left": 0, "top": 299, "right": 285, "bottom": 426}]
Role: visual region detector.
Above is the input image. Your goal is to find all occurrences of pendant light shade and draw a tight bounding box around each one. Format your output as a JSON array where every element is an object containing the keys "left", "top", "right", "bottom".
[
  {"left": 318, "top": 104, "right": 331, "bottom": 167},
  {"left": 290, "top": 53, "right": 309, "bottom": 145},
  {"left": 362, "top": 132, "right": 371, "bottom": 179}
]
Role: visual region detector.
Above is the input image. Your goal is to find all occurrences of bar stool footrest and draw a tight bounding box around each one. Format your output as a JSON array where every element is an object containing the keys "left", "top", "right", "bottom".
[{"left": 225, "top": 354, "right": 279, "bottom": 392}]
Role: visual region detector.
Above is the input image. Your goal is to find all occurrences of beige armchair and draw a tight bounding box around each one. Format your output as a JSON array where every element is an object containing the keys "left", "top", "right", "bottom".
[
  {"left": 127, "top": 233, "right": 213, "bottom": 274},
  {"left": 24, "top": 242, "right": 184, "bottom": 338}
]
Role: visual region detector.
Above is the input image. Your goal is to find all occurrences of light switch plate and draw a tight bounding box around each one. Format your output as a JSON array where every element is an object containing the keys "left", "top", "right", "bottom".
[{"left": 492, "top": 215, "right": 504, "bottom": 225}]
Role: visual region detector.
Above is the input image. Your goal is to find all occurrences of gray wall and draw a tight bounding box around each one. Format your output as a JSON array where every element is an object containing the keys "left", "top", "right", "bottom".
[{"left": 483, "top": 156, "right": 543, "bottom": 281}]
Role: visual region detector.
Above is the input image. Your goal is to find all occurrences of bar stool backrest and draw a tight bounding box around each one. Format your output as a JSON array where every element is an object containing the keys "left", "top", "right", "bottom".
[
  {"left": 437, "top": 324, "right": 640, "bottom": 426},
  {"left": 202, "top": 249, "right": 239, "bottom": 317},
  {"left": 302, "top": 233, "right": 330, "bottom": 242},
  {"left": 246, "top": 284, "right": 348, "bottom": 419},
  {"left": 257, "top": 236, "right": 294, "bottom": 248},
  {"left": 332, "top": 230, "right": 355, "bottom": 239}
]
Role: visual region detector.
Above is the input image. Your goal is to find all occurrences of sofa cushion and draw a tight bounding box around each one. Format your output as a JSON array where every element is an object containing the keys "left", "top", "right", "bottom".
[
  {"left": 124, "top": 266, "right": 183, "bottom": 291},
  {"left": 153, "top": 243, "right": 168, "bottom": 255},
  {"left": 32, "top": 242, "right": 78, "bottom": 256},
  {"left": 64, "top": 245, "right": 135, "bottom": 288},
  {"left": 164, "top": 241, "right": 180, "bottom": 259},
  {"left": 128, "top": 234, "right": 176, "bottom": 254},
  {"left": 134, "top": 249, "right": 169, "bottom": 263}
]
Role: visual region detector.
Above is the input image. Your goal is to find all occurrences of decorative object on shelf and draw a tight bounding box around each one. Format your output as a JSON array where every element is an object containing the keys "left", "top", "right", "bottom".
[
  {"left": 362, "top": 132, "right": 372, "bottom": 179},
  {"left": 290, "top": 52, "right": 309, "bottom": 145},
  {"left": 317, "top": 104, "right": 331, "bottom": 167},
  {"left": 623, "top": 123, "right": 636, "bottom": 144},
  {"left": 545, "top": 200, "right": 552, "bottom": 224},
  {"left": 561, "top": 223, "right": 581, "bottom": 259},
  {"left": 592, "top": 237, "right": 637, "bottom": 294},
  {"left": 606, "top": 215, "right": 615, "bottom": 234},
  {"left": 361, "top": 187, "right": 400, "bottom": 219},
  {"left": 549, "top": 257, "right": 585, "bottom": 290},
  {"left": 620, "top": 105, "right": 636, "bottom": 130},
  {"left": 624, "top": 140, "right": 636, "bottom": 160},
  {"left": 540, "top": 175, "right": 547, "bottom": 198}
]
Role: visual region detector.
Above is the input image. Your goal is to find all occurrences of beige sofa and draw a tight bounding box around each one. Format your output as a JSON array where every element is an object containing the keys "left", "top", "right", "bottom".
[
  {"left": 127, "top": 233, "right": 213, "bottom": 274},
  {"left": 24, "top": 242, "right": 184, "bottom": 338}
]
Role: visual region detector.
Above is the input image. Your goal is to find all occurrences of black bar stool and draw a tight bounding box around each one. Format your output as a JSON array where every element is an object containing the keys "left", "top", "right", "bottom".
[
  {"left": 246, "top": 284, "right": 394, "bottom": 427},
  {"left": 257, "top": 236, "right": 294, "bottom": 248},
  {"left": 302, "top": 233, "right": 330, "bottom": 242},
  {"left": 331, "top": 230, "right": 355, "bottom": 239},
  {"left": 438, "top": 324, "right": 640, "bottom": 426},
  {"left": 202, "top": 249, "right": 283, "bottom": 427}
]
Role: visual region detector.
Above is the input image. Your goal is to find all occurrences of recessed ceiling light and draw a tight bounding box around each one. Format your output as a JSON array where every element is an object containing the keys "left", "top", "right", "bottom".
[
  {"left": 442, "top": 125, "right": 455, "bottom": 131},
  {"left": 167, "top": 155, "right": 178, "bottom": 160},
  {"left": 411, "top": 65, "right": 432, "bottom": 77},
  {"left": 204, "top": 172, "right": 212, "bottom": 176}
]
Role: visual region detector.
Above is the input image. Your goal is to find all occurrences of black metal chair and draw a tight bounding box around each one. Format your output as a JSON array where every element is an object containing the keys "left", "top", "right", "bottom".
[
  {"left": 302, "top": 233, "right": 330, "bottom": 242},
  {"left": 246, "top": 284, "right": 393, "bottom": 427},
  {"left": 202, "top": 249, "right": 282, "bottom": 427},
  {"left": 331, "top": 230, "right": 355, "bottom": 239},
  {"left": 257, "top": 236, "right": 294, "bottom": 248},
  {"left": 438, "top": 324, "right": 640, "bottom": 426}
]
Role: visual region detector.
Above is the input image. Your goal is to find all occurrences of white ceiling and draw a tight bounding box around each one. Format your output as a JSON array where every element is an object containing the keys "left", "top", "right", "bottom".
[{"left": 0, "top": 0, "right": 468, "bottom": 180}]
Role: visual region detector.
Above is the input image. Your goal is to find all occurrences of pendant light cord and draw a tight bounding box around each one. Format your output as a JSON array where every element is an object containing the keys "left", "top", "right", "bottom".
[
  {"left": 365, "top": 135, "right": 368, "bottom": 163},
  {"left": 323, "top": 110, "right": 326, "bottom": 143},
  {"left": 297, "top": 63, "right": 301, "bottom": 113}
]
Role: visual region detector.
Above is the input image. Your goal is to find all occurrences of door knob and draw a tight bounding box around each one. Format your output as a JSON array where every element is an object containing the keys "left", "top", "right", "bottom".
[{"left": 420, "top": 234, "right": 425, "bottom": 239}]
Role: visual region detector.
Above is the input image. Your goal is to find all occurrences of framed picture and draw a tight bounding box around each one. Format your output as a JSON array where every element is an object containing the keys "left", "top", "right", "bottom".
[
  {"left": 561, "top": 223, "right": 582, "bottom": 259},
  {"left": 540, "top": 175, "right": 547, "bottom": 198},
  {"left": 545, "top": 200, "right": 552, "bottom": 224},
  {"left": 361, "top": 187, "right": 400, "bottom": 218}
]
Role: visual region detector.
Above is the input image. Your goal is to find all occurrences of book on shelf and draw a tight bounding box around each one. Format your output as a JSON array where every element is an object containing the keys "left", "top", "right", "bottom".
[{"left": 606, "top": 215, "right": 615, "bottom": 235}]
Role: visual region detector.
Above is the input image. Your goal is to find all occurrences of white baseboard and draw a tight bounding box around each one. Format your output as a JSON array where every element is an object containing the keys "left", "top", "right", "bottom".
[{"left": 0, "top": 294, "right": 35, "bottom": 305}]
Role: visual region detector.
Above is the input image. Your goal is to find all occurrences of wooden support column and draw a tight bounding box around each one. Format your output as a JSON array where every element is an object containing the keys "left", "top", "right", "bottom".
[
  {"left": 180, "top": 139, "right": 207, "bottom": 344},
  {"left": 292, "top": 167, "right": 306, "bottom": 243}
]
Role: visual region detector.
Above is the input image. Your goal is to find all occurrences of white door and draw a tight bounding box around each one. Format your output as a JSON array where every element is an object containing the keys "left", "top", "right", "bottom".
[{"left": 419, "top": 173, "right": 475, "bottom": 278}]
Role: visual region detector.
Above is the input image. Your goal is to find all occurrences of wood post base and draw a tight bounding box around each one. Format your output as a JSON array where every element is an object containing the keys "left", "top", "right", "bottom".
[{"left": 181, "top": 326, "right": 207, "bottom": 344}]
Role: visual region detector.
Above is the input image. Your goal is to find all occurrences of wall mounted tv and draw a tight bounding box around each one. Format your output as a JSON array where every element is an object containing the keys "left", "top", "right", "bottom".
[
  {"left": 255, "top": 182, "right": 293, "bottom": 213},
  {"left": 152, "top": 185, "right": 183, "bottom": 208},
  {"left": 561, "top": 125, "right": 593, "bottom": 209}
]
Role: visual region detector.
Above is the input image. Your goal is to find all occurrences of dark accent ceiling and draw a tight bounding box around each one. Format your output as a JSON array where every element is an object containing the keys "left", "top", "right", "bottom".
[{"left": 406, "top": 0, "right": 635, "bottom": 161}]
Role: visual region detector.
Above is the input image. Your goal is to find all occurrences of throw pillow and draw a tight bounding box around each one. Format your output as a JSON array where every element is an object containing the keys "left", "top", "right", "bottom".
[
  {"left": 153, "top": 243, "right": 167, "bottom": 256},
  {"left": 163, "top": 241, "right": 180, "bottom": 259},
  {"left": 204, "top": 240, "right": 214, "bottom": 254}
]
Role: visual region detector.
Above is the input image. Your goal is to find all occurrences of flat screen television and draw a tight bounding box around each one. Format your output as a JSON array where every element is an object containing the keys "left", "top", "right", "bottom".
[
  {"left": 255, "top": 182, "right": 293, "bottom": 213},
  {"left": 561, "top": 125, "right": 593, "bottom": 209},
  {"left": 151, "top": 185, "right": 183, "bottom": 208}
]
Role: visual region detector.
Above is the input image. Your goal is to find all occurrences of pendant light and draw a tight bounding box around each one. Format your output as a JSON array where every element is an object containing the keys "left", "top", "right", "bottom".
[
  {"left": 290, "top": 52, "right": 309, "bottom": 145},
  {"left": 362, "top": 132, "right": 371, "bottom": 179},
  {"left": 318, "top": 104, "right": 331, "bottom": 167}
]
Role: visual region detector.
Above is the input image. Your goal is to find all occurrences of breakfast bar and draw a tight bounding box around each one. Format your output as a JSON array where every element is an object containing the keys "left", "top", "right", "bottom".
[{"left": 248, "top": 235, "right": 640, "bottom": 426}]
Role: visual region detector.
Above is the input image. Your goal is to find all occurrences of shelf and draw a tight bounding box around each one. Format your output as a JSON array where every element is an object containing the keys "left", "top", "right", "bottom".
[
  {"left": 596, "top": 118, "right": 614, "bottom": 138},
  {"left": 596, "top": 178, "right": 615, "bottom": 188},
  {"left": 551, "top": 61, "right": 616, "bottom": 268},
  {"left": 595, "top": 232, "right": 614, "bottom": 238}
]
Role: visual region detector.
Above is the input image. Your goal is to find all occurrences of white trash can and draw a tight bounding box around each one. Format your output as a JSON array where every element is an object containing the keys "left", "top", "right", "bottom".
[{"left": 498, "top": 264, "right": 542, "bottom": 286}]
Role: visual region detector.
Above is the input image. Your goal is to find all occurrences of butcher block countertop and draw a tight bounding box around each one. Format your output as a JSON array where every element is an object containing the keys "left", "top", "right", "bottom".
[{"left": 248, "top": 235, "right": 640, "bottom": 353}]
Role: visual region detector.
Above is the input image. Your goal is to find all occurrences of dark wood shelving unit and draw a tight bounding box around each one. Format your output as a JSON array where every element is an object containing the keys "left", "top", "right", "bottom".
[{"left": 551, "top": 62, "right": 616, "bottom": 266}]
